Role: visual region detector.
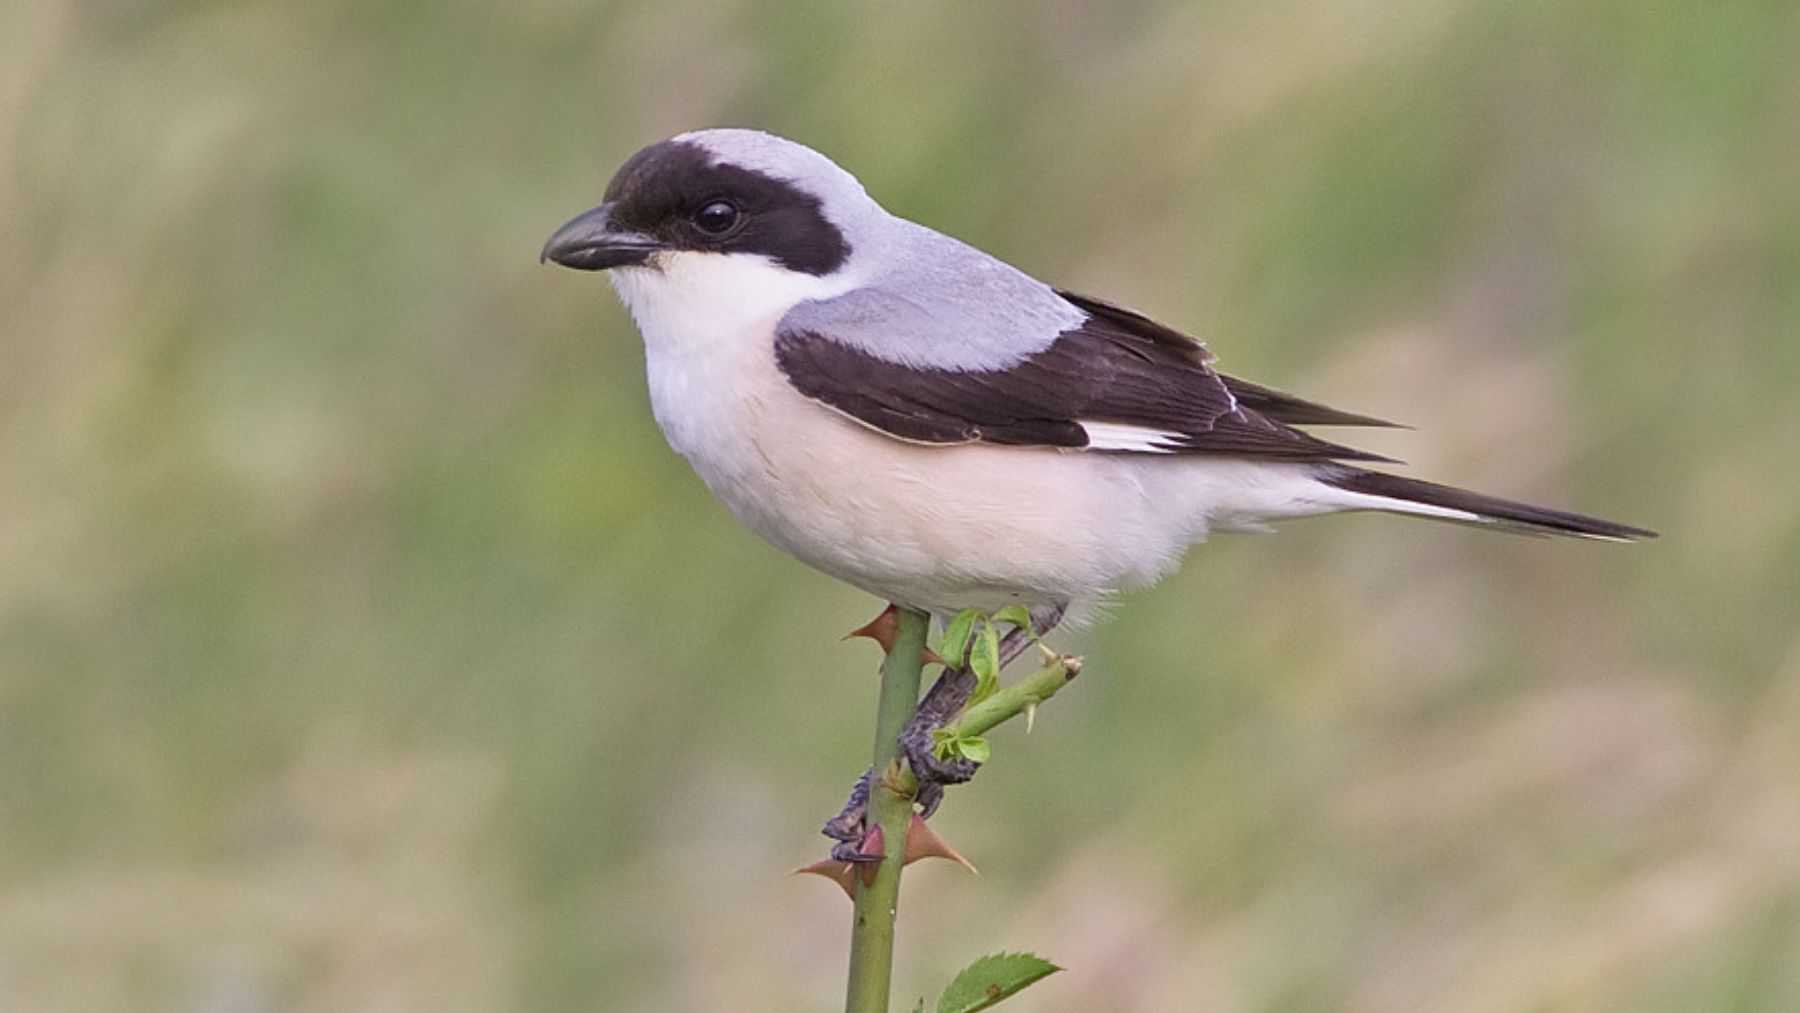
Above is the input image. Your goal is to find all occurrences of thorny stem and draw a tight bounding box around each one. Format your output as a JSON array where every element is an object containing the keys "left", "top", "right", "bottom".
[
  {"left": 840, "top": 619, "right": 1083, "bottom": 1012},
  {"left": 952, "top": 649, "right": 1082, "bottom": 740},
  {"left": 844, "top": 606, "right": 930, "bottom": 1013},
  {"left": 888, "top": 650, "right": 1083, "bottom": 799}
]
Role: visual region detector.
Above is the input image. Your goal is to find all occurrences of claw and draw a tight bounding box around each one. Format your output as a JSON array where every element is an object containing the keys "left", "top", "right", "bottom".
[
  {"left": 803, "top": 822, "right": 886, "bottom": 897},
  {"left": 914, "top": 780, "right": 945, "bottom": 820},
  {"left": 796, "top": 815, "right": 976, "bottom": 898},
  {"left": 822, "top": 770, "right": 872, "bottom": 843},
  {"left": 838, "top": 822, "right": 886, "bottom": 871}
]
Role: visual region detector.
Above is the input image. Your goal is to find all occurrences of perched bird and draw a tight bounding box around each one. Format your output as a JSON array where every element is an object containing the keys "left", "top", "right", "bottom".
[
  {"left": 542, "top": 128, "right": 1653, "bottom": 830},
  {"left": 543, "top": 128, "right": 1650, "bottom": 619}
]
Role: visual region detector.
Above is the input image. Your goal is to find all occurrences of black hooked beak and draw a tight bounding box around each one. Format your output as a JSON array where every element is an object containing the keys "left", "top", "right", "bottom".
[{"left": 540, "top": 203, "right": 662, "bottom": 270}]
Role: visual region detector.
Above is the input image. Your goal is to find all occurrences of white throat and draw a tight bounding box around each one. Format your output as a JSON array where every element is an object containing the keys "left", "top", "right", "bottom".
[{"left": 608, "top": 251, "right": 859, "bottom": 461}]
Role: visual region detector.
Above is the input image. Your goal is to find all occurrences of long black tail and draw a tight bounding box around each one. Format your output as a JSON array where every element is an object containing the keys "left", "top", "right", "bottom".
[{"left": 1321, "top": 467, "right": 1657, "bottom": 541}]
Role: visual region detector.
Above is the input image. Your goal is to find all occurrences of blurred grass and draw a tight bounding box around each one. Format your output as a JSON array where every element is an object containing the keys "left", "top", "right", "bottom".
[{"left": 3, "top": 0, "right": 1798, "bottom": 1010}]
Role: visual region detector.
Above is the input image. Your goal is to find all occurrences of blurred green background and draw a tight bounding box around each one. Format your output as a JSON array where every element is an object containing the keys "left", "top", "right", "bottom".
[{"left": 3, "top": 1, "right": 1797, "bottom": 1010}]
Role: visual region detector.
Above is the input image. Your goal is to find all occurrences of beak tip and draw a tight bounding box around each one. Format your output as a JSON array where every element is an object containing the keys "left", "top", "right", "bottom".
[
  {"left": 540, "top": 202, "right": 657, "bottom": 272},
  {"left": 539, "top": 228, "right": 574, "bottom": 267}
]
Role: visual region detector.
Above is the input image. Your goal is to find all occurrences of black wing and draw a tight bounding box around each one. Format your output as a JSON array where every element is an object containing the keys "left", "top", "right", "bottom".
[
  {"left": 774, "top": 288, "right": 1396, "bottom": 462},
  {"left": 1060, "top": 291, "right": 1402, "bottom": 430}
]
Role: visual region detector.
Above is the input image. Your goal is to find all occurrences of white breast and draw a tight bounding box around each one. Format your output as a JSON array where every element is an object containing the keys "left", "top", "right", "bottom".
[{"left": 607, "top": 252, "right": 1344, "bottom": 613}]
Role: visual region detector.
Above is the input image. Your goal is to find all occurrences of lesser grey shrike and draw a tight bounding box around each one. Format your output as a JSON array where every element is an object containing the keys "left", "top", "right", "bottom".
[{"left": 542, "top": 128, "right": 1653, "bottom": 841}]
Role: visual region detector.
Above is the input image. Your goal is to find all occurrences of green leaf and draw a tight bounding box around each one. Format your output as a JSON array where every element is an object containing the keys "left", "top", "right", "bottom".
[
  {"left": 936, "top": 952, "right": 1061, "bottom": 1013},
  {"left": 930, "top": 727, "right": 958, "bottom": 762},
  {"left": 990, "top": 604, "right": 1034, "bottom": 633},
  {"left": 930, "top": 729, "right": 989, "bottom": 765},
  {"left": 969, "top": 623, "right": 1002, "bottom": 700},
  {"left": 912, "top": 1001, "right": 925, "bottom": 1013},
  {"left": 939, "top": 609, "right": 981, "bottom": 668}
]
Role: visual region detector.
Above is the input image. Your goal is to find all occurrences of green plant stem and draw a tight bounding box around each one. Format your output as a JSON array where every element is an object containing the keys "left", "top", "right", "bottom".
[
  {"left": 889, "top": 651, "right": 1082, "bottom": 796},
  {"left": 844, "top": 605, "right": 931, "bottom": 1013},
  {"left": 954, "top": 652, "right": 1081, "bottom": 739}
]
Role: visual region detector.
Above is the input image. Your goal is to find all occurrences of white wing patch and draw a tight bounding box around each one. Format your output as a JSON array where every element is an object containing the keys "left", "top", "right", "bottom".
[{"left": 1078, "top": 420, "right": 1186, "bottom": 453}]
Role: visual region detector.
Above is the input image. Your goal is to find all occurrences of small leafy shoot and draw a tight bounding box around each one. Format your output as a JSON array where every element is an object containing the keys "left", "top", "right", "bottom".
[
  {"left": 930, "top": 727, "right": 957, "bottom": 762},
  {"left": 930, "top": 728, "right": 989, "bottom": 766},
  {"left": 940, "top": 609, "right": 981, "bottom": 669},
  {"left": 955, "top": 736, "right": 990, "bottom": 764},
  {"left": 990, "top": 604, "right": 1036, "bottom": 637},
  {"left": 936, "top": 952, "right": 1061, "bottom": 1013},
  {"left": 970, "top": 623, "right": 1002, "bottom": 701}
]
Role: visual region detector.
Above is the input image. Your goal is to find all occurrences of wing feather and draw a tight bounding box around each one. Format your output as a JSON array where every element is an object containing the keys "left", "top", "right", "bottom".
[{"left": 774, "top": 288, "right": 1396, "bottom": 462}]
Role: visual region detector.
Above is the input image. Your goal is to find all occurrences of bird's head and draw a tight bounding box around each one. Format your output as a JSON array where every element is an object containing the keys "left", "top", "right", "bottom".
[{"left": 542, "top": 130, "right": 882, "bottom": 325}]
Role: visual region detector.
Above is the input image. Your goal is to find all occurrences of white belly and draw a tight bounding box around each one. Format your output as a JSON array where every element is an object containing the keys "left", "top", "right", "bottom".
[
  {"left": 655, "top": 374, "right": 1193, "bottom": 611},
  {"left": 609, "top": 254, "right": 1338, "bottom": 612}
]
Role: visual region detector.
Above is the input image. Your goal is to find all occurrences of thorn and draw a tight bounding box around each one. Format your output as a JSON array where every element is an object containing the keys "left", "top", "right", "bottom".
[
  {"left": 858, "top": 823, "right": 886, "bottom": 867},
  {"left": 793, "top": 859, "right": 858, "bottom": 899},
  {"left": 797, "top": 814, "right": 976, "bottom": 901},
  {"left": 843, "top": 604, "right": 900, "bottom": 651},
  {"left": 1024, "top": 701, "right": 1037, "bottom": 734},
  {"left": 903, "top": 813, "right": 977, "bottom": 874},
  {"left": 842, "top": 604, "right": 945, "bottom": 665},
  {"left": 1035, "top": 643, "right": 1084, "bottom": 677}
]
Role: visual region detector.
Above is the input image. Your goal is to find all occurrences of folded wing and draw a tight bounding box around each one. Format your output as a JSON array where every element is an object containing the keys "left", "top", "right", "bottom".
[{"left": 774, "top": 287, "right": 1396, "bottom": 462}]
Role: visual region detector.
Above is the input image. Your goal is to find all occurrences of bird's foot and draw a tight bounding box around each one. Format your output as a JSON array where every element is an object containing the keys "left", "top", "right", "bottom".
[
  {"left": 894, "top": 605, "right": 1064, "bottom": 815},
  {"left": 899, "top": 665, "right": 982, "bottom": 817},
  {"left": 800, "top": 809, "right": 975, "bottom": 898},
  {"left": 818, "top": 603, "right": 1066, "bottom": 870},
  {"left": 820, "top": 768, "right": 882, "bottom": 862}
]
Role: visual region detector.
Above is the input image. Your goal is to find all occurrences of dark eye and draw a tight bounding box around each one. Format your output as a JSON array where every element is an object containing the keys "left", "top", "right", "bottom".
[{"left": 692, "top": 200, "right": 740, "bottom": 236}]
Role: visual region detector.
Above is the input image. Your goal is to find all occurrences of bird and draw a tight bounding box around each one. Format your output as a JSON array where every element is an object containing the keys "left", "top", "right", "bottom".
[
  {"left": 543, "top": 127, "right": 1651, "bottom": 615},
  {"left": 541, "top": 128, "right": 1654, "bottom": 833}
]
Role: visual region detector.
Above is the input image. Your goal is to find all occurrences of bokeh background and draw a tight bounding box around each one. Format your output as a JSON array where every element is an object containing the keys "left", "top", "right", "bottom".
[{"left": 3, "top": 1, "right": 1797, "bottom": 1010}]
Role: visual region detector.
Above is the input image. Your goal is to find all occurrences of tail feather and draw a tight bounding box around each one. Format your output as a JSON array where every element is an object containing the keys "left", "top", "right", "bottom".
[
  {"left": 1321, "top": 467, "right": 1657, "bottom": 542},
  {"left": 1219, "top": 375, "right": 1405, "bottom": 429}
]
